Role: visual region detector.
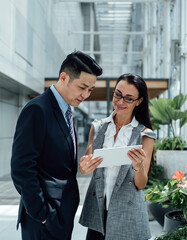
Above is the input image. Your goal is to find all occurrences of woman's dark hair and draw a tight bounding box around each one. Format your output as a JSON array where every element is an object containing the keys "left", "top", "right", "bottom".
[
  {"left": 59, "top": 50, "right": 102, "bottom": 80},
  {"left": 115, "top": 73, "right": 152, "bottom": 129}
]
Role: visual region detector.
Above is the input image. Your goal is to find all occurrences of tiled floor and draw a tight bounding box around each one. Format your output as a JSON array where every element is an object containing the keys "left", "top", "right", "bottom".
[
  {"left": 0, "top": 145, "right": 164, "bottom": 239},
  {"left": 0, "top": 175, "right": 164, "bottom": 240}
]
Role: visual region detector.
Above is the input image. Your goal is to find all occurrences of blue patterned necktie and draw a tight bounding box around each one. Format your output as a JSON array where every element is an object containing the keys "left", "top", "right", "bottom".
[{"left": 66, "top": 105, "right": 76, "bottom": 158}]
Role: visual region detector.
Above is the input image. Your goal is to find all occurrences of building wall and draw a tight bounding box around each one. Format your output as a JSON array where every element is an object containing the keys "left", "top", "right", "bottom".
[
  {"left": 52, "top": 2, "right": 84, "bottom": 56},
  {"left": 142, "top": 0, "right": 187, "bottom": 142},
  {"left": 0, "top": 88, "right": 20, "bottom": 177},
  {"left": 0, "top": 0, "right": 84, "bottom": 177},
  {"left": 180, "top": 0, "right": 187, "bottom": 141}
]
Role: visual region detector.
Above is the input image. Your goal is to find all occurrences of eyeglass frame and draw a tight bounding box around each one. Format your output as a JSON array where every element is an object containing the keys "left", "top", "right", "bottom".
[{"left": 112, "top": 90, "right": 139, "bottom": 104}]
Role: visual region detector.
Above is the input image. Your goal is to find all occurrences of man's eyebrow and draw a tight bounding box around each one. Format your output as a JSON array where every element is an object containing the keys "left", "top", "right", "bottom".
[{"left": 81, "top": 83, "right": 95, "bottom": 89}]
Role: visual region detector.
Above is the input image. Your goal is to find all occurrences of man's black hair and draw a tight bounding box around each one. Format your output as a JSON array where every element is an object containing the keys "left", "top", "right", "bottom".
[{"left": 59, "top": 51, "right": 102, "bottom": 80}]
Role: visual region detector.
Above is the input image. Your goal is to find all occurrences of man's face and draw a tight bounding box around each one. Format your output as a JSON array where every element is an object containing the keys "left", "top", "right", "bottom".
[{"left": 59, "top": 71, "right": 97, "bottom": 107}]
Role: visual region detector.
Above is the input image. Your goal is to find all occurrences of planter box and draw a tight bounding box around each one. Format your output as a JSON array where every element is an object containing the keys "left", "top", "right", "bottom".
[
  {"left": 164, "top": 210, "right": 187, "bottom": 232},
  {"left": 148, "top": 202, "right": 173, "bottom": 227},
  {"left": 157, "top": 150, "right": 187, "bottom": 179}
]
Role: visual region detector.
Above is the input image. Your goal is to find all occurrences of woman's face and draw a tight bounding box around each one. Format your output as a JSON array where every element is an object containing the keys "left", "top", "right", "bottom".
[{"left": 113, "top": 80, "right": 143, "bottom": 117}]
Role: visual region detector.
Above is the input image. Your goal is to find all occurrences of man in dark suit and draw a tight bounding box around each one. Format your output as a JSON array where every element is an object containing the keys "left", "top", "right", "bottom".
[{"left": 11, "top": 51, "right": 103, "bottom": 240}]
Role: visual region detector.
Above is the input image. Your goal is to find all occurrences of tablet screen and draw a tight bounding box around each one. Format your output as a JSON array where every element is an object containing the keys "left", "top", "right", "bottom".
[{"left": 93, "top": 145, "right": 142, "bottom": 168}]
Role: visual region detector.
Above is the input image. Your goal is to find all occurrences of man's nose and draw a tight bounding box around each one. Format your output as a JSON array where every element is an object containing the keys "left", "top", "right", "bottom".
[{"left": 81, "top": 91, "right": 91, "bottom": 99}]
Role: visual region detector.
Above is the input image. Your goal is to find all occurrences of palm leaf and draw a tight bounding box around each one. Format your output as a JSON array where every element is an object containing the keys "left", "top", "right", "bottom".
[
  {"left": 150, "top": 98, "right": 172, "bottom": 124},
  {"left": 172, "top": 93, "right": 187, "bottom": 109},
  {"left": 180, "top": 110, "right": 187, "bottom": 128},
  {"left": 165, "top": 106, "right": 185, "bottom": 121}
]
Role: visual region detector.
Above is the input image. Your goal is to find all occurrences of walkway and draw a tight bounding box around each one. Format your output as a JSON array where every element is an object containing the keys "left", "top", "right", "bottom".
[{"left": 0, "top": 144, "right": 164, "bottom": 239}]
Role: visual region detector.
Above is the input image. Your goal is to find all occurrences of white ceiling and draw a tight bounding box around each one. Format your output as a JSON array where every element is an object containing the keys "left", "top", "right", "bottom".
[
  {"left": 95, "top": 1, "right": 134, "bottom": 76},
  {"left": 57, "top": 0, "right": 163, "bottom": 77}
]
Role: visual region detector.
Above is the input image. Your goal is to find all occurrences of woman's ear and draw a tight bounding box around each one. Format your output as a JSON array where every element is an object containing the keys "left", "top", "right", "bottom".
[{"left": 136, "top": 97, "right": 143, "bottom": 106}]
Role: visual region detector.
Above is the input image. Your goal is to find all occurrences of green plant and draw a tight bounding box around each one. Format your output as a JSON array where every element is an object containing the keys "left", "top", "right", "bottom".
[
  {"left": 155, "top": 226, "right": 187, "bottom": 240},
  {"left": 149, "top": 93, "right": 187, "bottom": 137},
  {"left": 146, "top": 167, "right": 187, "bottom": 222},
  {"left": 154, "top": 136, "right": 186, "bottom": 150},
  {"left": 145, "top": 164, "right": 168, "bottom": 190}
]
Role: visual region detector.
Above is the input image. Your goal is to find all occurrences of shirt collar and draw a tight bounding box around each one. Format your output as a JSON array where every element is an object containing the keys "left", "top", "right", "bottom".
[{"left": 50, "top": 84, "right": 68, "bottom": 115}]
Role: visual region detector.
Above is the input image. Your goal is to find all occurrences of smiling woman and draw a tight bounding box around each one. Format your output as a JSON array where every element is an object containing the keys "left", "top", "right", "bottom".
[{"left": 79, "top": 73, "right": 156, "bottom": 240}]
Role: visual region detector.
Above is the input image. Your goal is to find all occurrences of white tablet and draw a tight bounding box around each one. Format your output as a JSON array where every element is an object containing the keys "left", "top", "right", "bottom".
[{"left": 93, "top": 145, "right": 142, "bottom": 168}]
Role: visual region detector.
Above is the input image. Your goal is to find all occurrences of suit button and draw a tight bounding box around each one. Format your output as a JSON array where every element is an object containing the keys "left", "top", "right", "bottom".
[
  {"left": 128, "top": 201, "right": 133, "bottom": 205},
  {"left": 93, "top": 192, "right": 96, "bottom": 196},
  {"left": 129, "top": 182, "right": 133, "bottom": 186}
]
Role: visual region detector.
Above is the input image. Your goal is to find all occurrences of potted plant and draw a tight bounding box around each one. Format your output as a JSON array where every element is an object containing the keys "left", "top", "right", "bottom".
[
  {"left": 144, "top": 164, "right": 171, "bottom": 226},
  {"left": 155, "top": 225, "right": 187, "bottom": 240},
  {"left": 145, "top": 167, "right": 187, "bottom": 232},
  {"left": 144, "top": 182, "right": 173, "bottom": 226},
  {"left": 149, "top": 93, "right": 187, "bottom": 179}
]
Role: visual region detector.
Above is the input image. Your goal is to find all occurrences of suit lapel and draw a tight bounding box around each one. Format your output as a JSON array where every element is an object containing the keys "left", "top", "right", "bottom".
[
  {"left": 45, "top": 88, "right": 75, "bottom": 161},
  {"left": 54, "top": 108, "right": 74, "bottom": 160}
]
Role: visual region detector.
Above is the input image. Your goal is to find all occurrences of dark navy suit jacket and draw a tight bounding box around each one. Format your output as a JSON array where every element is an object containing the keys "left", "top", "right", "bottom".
[{"left": 11, "top": 88, "right": 79, "bottom": 239}]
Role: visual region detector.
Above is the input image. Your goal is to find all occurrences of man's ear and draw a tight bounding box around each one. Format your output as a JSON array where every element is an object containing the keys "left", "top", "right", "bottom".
[{"left": 59, "top": 72, "right": 69, "bottom": 82}]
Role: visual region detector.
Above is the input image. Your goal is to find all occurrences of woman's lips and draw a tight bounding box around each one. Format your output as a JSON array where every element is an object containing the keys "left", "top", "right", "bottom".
[{"left": 116, "top": 105, "right": 127, "bottom": 110}]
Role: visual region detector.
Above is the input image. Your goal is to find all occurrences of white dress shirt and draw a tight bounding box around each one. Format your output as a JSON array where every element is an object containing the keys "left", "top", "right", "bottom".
[{"left": 102, "top": 112, "right": 138, "bottom": 210}]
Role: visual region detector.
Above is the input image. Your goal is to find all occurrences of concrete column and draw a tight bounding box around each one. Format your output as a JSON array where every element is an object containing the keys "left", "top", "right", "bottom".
[
  {"left": 180, "top": 0, "right": 187, "bottom": 141},
  {"left": 163, "top": 0, "right": 171, "bottom": 78},
  {"left": 90, "top": 3, "right": 94, "bottom": 58},
  {"left": 127, "top": 39, "right": 133, "bottom": 73},
  {"left": 150, "top": 2, "right": 157, "bottom": 78},
  {"left": 143, "top": 3, "right": 148, "bottom": 77}
]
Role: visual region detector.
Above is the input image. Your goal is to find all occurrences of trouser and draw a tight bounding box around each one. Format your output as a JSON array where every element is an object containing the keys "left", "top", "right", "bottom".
[{"left": 21, "top": 209, "right": 72, "bottom": 240}]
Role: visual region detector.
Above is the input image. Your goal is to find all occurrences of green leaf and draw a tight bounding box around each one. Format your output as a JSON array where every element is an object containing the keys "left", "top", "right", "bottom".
[
  {"left": 149, "top": 94, "right": 187, "bottom": 135},
  {"left": 172, "top": 93, "right": 187, "bottom": 109},
  {"left": 154, "top": 136, "right": 186, "bottom": 150},
  {"left": 145, "top": 185, "right": 161, "bottom": 202},
  {"left": 180, "top": 110, "right": 187, "bottom": 128},
  {"left": 165, "top": 106, "right": 184, "bottom": 121},
  {"left": 149, "top": 98, "right": 172, "bottom": 124},
  {"left": 145, "top": 193, "right": 153, "bottom": 201},
  {"left": 183, "top": 207, "right": 187, "bottom": 221},
  {"left": 180, "top": 188, "right": 187, "bottom": 196},
  {"left": 170, "top": 179, "right": 178, "bottom": 187}
]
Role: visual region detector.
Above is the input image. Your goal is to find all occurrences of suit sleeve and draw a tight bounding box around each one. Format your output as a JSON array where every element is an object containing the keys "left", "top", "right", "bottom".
[{"left": 11, "top": 103, "right": 48, "bottom": 222}]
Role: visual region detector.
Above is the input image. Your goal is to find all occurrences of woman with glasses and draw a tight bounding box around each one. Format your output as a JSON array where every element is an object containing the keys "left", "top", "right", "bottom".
[{"left": 79, "top": 73, "right": 156, "bottom": 240}]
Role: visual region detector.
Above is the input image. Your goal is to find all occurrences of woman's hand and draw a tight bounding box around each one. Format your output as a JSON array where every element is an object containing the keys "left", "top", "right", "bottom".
[
  {"left": 127, "top": 147, "right": 146, "bottom": 172},
  {"left": 79, "top": 154, "right": 103, "bottom": 175}
]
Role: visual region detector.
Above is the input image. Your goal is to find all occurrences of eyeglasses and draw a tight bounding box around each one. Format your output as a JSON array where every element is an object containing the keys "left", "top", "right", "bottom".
[{"left": 113, "top": 91, "right": 139, "bottom": 104}]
